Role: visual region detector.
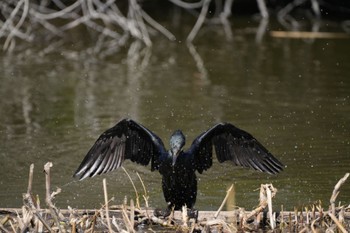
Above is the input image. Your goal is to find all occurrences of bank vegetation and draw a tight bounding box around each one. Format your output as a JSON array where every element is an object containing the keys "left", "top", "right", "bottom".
[{"left": 0, "top": 162, "right": 349, "bottom": 232}]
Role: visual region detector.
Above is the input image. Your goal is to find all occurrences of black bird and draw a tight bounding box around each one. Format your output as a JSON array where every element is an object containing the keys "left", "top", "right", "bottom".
[{"left": 74, "top": 118, "right": 283, "bottom": 212}]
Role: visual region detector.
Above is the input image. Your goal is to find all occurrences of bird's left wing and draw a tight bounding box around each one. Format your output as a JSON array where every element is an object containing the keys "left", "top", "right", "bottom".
[
  {"left": 186, "top": 123, "right": 284, "bottom": 174},
  {"left": 73, "top": 118, "right": 166, "bottom": 180}
]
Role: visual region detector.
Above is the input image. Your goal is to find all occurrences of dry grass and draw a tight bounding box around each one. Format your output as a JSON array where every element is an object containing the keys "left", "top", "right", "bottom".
[{"left": 0, "top": 162, "right": 349, "bottom": 232}]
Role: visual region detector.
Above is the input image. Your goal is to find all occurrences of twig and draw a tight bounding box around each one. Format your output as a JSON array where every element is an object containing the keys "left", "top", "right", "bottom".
[
  {"left": 280, "top": 205, "right": 284, "bottom": 228},
  {"left": 130, "top": 199, "right": 135, "bottom": 229},
  {"left": 244, "top": 183, "right": 277, "bottom": 229},
  {"left": 214, "top": 184, "right": 234, "bottom": 218},
  {"left": 299, "top": 226, "right": 309, "bottom": 233},
  {"left": 328, "top": 212, "right": 347, "bottom": 233},
  {"left": 305, "top": 206, "right": 309, "bottom": 225},
  {"left": 103, "top": 178, "right": 114, "bottom": 233},
  {"left": 22, "top": 164, "right": 52, "bottom": 232},
  {"left": 330, "top": 173, "right": 349, "bottom": 215},
  {"left": 121, "top": 166, "right": 140, "bottom": 209},
  {"left": 339, "top": 207, "right": 345, "bottom": 225},
  {"left": 311, "top": 217, "right": 319, "bottom": 233},
  {"left": 111, "top": 216, "right": 122, "bottom": 232},
  {"left": 121, "top": 204, "right": 135, "bottom": 233},
  {"left": 9, "top": 219, "right": 16, "bottom": 233},
  {"left": 0, "top": 223, "right": 10, "bottom": 233}
]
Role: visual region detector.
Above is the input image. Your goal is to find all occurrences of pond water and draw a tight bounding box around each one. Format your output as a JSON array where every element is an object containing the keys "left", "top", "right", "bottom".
[{"left": 0, "top": 16, "right": 349, "bottom": 211}]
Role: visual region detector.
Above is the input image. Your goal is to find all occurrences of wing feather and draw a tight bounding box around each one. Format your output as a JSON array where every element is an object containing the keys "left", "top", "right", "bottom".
[
  {"left": 73, "top": 118, "right": 166, "bottom": 180},
  {"left": 186, "top": 122, "right": 284, "bottom": 174}
]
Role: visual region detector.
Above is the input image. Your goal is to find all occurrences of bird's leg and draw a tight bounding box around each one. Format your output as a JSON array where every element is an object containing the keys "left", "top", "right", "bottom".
[
  {"left": 167, "top": 206, "right": 175, "bottom": 225},
  {"left": 187, "top": 208, "right": 199, "bottom": 221}
]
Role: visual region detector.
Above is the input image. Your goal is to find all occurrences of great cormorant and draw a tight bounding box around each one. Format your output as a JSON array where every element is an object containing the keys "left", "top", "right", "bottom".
[{"left": 73, "top": 118, "right": 283, "bottom": 212}]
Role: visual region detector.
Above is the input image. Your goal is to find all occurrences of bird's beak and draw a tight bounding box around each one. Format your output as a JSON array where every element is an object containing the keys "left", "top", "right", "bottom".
[
  {"left": 171, "top": 148, "right": 180, "bottom": 166},
  {"left": 172, "top": 155, "right": 177, "bottom": 166}
]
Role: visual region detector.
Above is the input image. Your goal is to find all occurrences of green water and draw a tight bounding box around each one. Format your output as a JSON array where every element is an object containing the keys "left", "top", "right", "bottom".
[{"left": 0, "top": 17, "right": 349, "bottom": 211}]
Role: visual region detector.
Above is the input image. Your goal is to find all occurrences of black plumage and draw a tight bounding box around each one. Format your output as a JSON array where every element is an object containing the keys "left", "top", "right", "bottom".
[{"left": 74, "top": 118, "right": 283, "bottom": 210}]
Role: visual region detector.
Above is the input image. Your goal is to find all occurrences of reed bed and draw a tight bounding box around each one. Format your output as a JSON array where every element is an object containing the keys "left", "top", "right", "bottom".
[{"left": 0, "top": 162, "right": 349, "bottom": 232}]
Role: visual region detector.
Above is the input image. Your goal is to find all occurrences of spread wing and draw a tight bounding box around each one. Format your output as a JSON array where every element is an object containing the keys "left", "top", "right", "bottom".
[
  {"left": 73, "top": 118, "right": 166, "bottom": 180},
  {"left": 186, "top": 123, "right": 284, "bottom": 174}
]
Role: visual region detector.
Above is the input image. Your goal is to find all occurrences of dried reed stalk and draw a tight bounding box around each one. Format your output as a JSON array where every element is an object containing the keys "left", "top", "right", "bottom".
[
  {"left": 182, "top": 205, "right": 188, "bottom": 227},
  {"left": 44, "top": 162, "right": 64, "bottom": 232},
  {"left": 136, "top": 172, "right": 149, "bottom": 208},
  {"left": 1, "top": 162, "right": 350, "bottom": 232},
  {"left": 328, "top": 212, "right": 347, "bottom": 233},
  {"left": 245, "top": 184, "right": 277, "bottom": 221},
  {"left": 103, "top": 178, "right": 114, "bottom": 233},
  {"left": 330, "top": 173, "right": 349, "bottom": 215},
  {"left": 121, "top": 166, "right": 141, "bottom": 209},
  {"left": 266, "top": 184, "right": 275, "bottom": 229},
  {"left": 121, "top": 203, "right": 135, "bottom": 233},
  {"left": 214, "top": 184, "right": 234, "bottom": 218},
  {"left": 22, "top": 164, "right": 52, "bottom": 232}
]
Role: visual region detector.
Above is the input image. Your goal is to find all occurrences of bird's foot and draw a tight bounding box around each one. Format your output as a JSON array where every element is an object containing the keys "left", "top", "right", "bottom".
[
  {"left": 154, "top": 207, "right": 198, "bottom": 221},
  {"left": 154, "top": 208, "right": 172, "bottom": 218},
  {"left": 187, "top": 208, "right": 198, "bottom": 220}
]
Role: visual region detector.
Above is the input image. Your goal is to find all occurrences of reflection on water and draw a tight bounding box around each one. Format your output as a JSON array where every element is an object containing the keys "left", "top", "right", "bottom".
[{"left": 0, "top": 17, "right": 349, "bottom": 211}]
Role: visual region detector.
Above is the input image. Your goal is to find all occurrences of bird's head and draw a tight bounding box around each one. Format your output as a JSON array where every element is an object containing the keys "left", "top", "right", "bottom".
[{"left": 169, "top": 130, "right": 185, "bottom": 166}]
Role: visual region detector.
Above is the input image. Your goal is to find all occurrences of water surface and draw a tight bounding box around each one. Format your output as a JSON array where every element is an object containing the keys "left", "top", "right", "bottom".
[{"left": 0, "top": 17, "right": 349, "bottom": 211}]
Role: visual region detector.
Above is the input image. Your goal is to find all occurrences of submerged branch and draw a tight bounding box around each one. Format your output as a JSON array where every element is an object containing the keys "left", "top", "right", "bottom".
[
  {"left": 0, "top": 0, "right": 343, "bottom": 55},
  {"left": 186, "top": 0, "right": 210, "bottom": 43}
]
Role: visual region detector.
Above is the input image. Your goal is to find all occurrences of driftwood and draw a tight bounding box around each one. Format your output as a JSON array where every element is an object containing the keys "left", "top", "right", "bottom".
[{"left": 270, "top": 31, "right": 350, "bottom": 39}]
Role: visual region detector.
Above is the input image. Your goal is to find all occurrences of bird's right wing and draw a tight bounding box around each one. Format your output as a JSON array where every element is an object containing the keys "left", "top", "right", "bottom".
[{"left": 73, "top": 118, "right": 167, "bottom": 180}]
